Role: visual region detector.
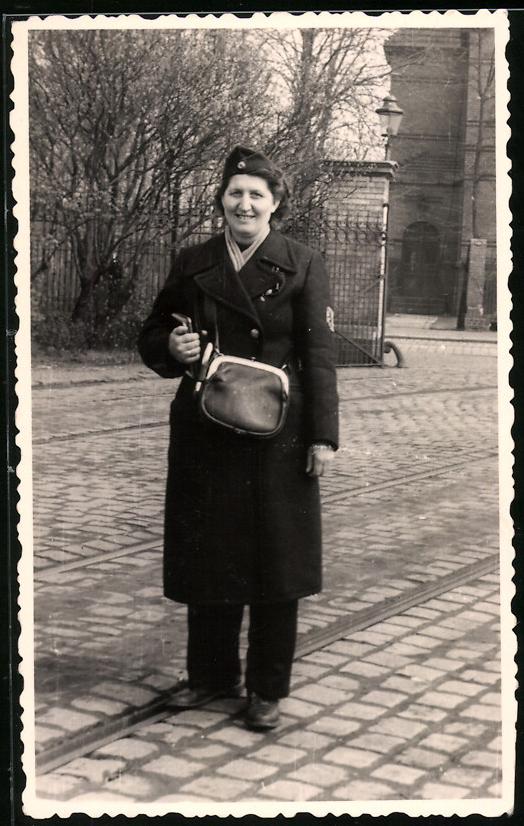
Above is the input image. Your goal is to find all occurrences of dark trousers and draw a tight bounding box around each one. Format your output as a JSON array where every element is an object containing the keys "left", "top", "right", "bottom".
[{"left": 187, "top": 601, "right": 298, "bottom": 701}]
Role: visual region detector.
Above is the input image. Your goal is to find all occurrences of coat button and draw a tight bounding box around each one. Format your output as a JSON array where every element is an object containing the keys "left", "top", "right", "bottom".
[{"left": 250, "top": 328, "right": 260, "bottom": 339}]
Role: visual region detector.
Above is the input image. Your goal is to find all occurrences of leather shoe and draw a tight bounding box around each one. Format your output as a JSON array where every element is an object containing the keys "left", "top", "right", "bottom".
[
  {"left": 245, "top": 692, "right": 280, "bottom": 730},
  {"left": 170, "top": 682, "right": 242, "bottom": 709}
]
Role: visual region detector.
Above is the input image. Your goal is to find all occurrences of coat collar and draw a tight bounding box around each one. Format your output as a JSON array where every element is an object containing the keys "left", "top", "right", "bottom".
[{"left": 188, "top": 230, "right": 297, "bottom": 326}]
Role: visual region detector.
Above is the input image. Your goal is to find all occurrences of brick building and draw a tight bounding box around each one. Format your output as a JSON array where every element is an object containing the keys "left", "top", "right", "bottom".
[{"left": 384, "top": 28, "right": 496, "bottom": 320}]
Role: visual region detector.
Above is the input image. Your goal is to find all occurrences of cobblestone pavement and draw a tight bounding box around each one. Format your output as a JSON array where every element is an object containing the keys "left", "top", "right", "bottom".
[
  {"left": 26, "top": 340, "right": 510, "bottom": 805},
  {"left": 36, "top": 571, "right": 502, "bottom": 804}
]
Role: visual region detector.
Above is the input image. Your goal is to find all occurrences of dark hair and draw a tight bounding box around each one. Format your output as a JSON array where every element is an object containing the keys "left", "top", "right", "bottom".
[{"left": 214, "top": 167, "right": 291, "bottom": 223}]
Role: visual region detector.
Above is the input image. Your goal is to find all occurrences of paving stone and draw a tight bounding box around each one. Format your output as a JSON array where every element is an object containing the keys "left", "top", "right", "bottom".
[
  {"left": 342, "top": 661, "right": 388, "bottom": 678},
  {"left": 141, "top": 722, "right": 179, "bottom": 736},
  {"left": 399, "top": 663, "right": 445, "bottom": 682},
  {"left": 364, "top": 690, "right": 408, "bottom": 709},
  {"left": 172, "top": 709, "right": 227, "bottom": 728},
  {"left": 365, "top": 651, "right": 413, "bottom": 669},
  {"left": 334, "top": 701, "right": 386, "bottom": 721},
  {"left": 349, "top": 732, "right": 404, "bottom": 753},
  {"left": 446, "top": 648, "right": 479, "bottom": 661},
  {"left": 372, "top": 762, "right": 425, "bottom": 785},
  {"left": 424, "top": 657, "right": 464, "bottom": 672},
  {"left": 418, "top": 733, "right": 467, "bottom": 753},
  {"left": 142, "top": 755, "right": 204, "bottom": 778},
  {"left": 302, "top": 651, "right": 347, "bottom": 667},
  {"left": 152, "top": 793, "right": 210, "bottom": 802},
  {"left": 439, "top": 680, "right": 485, "bottom": 697},
  {"left": 90, "top": 604, "right": 134, "bottom": 618},
  {"left": 397, "top": 747, "right": 448, "bottom": 770},
  {"left": 370, "top": 716, "right": 426, "bottom": 740},
  {"left": 209, "top": 725, "right": 266, "bottom": 748},
  {"left": 423, "top": 625, "right": 464, "bottom": 641},
  {"left": 329, "top": 640, "right": 373, "bottom": 657},
  {"left": 400, "top": 705, "right": 447, "bottom": 723},
  {"left": 332, "top": 779, "right": 395, "bottom": 800},
  {"left": 387, "top": 641, "right": 432, "bottom": 658},
  {"left": 401, "top": 633, "right": 443, "bottom": 650},
  {"left": 351, "top": 630, "right": 393, "bottom": 646},
  {"left": 460, "top": 750, "right": 500, "bottom": 768},
  {"left": 324, "top": 746, "right": 380, "bottom": 768},
  {"left": 420, "top": 782, "right": 470, "bottom": 799},
  {"left": 421, "top": 690, "right": 466, "bottom": 710},
  {"left": 56, "top": 757, "right": 125, "bottom": 784},
  {"left": 36, "top": 773, "right": 86, "bottom": 799},
  {"left": 71, "top": 696, "right": 128, "bottom": 716},
  {"left": 280, "top": 697, "right": 322, "bottom": 719},
  {"left": 307, "top": 716, "right": 361, "bottom": 737},
  {"left": 217, "top": 758, "right": 277, "bottom": 781},
  {"left": 278, "top": 728, "right": 333, "bottom": 751},
  {"left": 94, "top": 681, "right": 158, "bottom": 707},
  {"left": 383, "top": 614, "right": 425, "bottom": 629},
  {"left": 260, "top": 779, "right": 321, "bottom": 800},
  {"left": 253, "top": 743, "right": 306, "bottom": 765},
  {"left": 97, "top": 738, "right": 159, "bottom": 760},
  {"left": 66, "top": 790, "right": 130, "bottom": 802},
  {"left": 106, "top": 773, "right": 157, "bottom": 799},
  {"left": 38, "top": 708, "right": 99, "bottom": 732},
  {"left": 479, "top": 691, "right": 501, "bottom": 706},
  {"left": 381, "top": 675, "right": 425, "bottom": 696},
  {"left": 185, "top": 743, "right": 230, "bottom": 759},
  {"left": 35, "top": 725, "right": 63, "bottom": 745},
  {"left": 460, "top": 703, "right": 501, "bottom": 722},
  {"left": 318, "top": 674, "right": 360, "bottom": 692},
  {"left": 293, "top": 683, "right": 348, "bottom": 707},
  {"left": 291, "top": 761, "right": 348, "bottom": 787},
  {"left": 180, "top": 775, "right": 252, "bottom": 800},
  {"left": 292, "top": 661, "right": 331, "bottom": 680},
  {"left": 461, "top": 668, "right": 501, "bottom": 685}
]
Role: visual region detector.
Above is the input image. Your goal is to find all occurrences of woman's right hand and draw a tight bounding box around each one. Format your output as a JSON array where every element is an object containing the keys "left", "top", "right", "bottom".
[{"left": 168, "top": 325, "right": 201, "bottom": 364}]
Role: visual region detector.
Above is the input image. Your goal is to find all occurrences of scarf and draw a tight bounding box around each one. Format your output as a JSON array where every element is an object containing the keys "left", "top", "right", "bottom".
[{"left": 225, "top": 224, "right": 270, "bottom": 273}]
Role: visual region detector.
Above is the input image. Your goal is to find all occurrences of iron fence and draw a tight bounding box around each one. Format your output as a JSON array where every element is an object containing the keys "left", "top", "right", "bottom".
[{"left": 31, "top": 208, "right": 388, "bottom": 365}]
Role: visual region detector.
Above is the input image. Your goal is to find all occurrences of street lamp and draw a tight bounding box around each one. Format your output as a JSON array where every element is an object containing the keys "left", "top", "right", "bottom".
[
  {"left": 375, "top": 95, "right": 404, "bottom": 160},
  {"left": 375, "top": 95, "right": 404, "bottom": 366}
]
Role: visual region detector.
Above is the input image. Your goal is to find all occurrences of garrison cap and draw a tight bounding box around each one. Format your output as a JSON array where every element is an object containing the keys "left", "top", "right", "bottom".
[{"left": 222, "top": 145, "right": 279, "bottom": 181}]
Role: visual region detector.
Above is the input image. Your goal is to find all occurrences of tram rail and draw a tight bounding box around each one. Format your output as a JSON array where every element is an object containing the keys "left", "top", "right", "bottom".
[
  {"left": 32, "top": 383, "right": 497, "bottom": 446},
  {"left": 35, "top": 552, "right": 498, "bottom": 775},
  {"left": 34, "top": 448, "right": 497, "bottom": 583}
]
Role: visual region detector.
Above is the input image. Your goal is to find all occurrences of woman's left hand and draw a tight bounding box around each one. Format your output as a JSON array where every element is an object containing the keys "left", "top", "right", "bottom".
[{"left": 306, "top": 444, "right": 336, "bottom": 477}]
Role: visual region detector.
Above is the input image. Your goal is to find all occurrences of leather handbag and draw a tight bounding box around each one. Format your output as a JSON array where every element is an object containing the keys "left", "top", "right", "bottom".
[{"left": 192, "top": 298, "right": 290, "bottom": 438}]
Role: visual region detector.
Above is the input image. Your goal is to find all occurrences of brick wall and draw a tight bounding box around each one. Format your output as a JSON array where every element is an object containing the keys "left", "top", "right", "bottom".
[{"left": 384, "top": 28, "right": 496, "bottom": 319}]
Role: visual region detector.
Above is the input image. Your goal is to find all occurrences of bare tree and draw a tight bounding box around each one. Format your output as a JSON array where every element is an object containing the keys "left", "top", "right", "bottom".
[
  {"left": 29, "top": 26, "right": 395, "bottom": 344},
  {"left": 260, "top": 28, "right": 392, "bottom": 223},
  {"left": 29, "top": 29, "right": 273, "bottom": 332}
]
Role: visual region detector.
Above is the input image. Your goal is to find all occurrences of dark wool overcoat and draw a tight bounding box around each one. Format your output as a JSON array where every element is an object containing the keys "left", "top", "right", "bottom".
[{"left": 138, "top": 229, "right": 339, "bottom": 605}]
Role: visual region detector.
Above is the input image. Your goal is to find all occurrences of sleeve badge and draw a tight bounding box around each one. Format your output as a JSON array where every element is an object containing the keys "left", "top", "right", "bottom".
[{"left": 326, "top": 306, "right": 335, "bottom": 332}]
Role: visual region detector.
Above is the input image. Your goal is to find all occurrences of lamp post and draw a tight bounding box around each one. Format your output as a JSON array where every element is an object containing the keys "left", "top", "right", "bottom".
[
  {"left": 375, "top": 95, "right": 404, "bottom": 365},
  {"left": 375, "top": 95, "right": 404, "bottom": 160}
]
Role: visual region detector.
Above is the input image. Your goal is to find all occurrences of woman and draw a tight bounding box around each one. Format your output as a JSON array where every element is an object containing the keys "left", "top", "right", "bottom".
[{"left": 138, "top": 146, "right": 338, "bottom": 731}]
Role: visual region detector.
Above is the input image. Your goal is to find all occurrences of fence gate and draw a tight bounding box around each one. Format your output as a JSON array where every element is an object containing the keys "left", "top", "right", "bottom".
[{"left": 298, "top": 210, "right": 387, "bottom": 366}]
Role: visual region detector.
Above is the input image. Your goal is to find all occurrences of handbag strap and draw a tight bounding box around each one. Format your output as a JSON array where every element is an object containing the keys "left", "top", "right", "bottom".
[
  {"left": 196, "top": 293, "right": 293, "bottom": 371},
  {"left": 204, "top": 294, "right": 220, "bottom": 352}
]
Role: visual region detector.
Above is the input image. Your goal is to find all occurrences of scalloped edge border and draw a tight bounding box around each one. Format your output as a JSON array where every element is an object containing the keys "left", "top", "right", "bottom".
[{"left": 10, "top": 8, "right": 514, "bottom": 819}]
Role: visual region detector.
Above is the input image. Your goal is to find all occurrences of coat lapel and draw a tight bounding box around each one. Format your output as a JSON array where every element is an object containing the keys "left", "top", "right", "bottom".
[{"left": 191, "top": 230, "right": 297, "bottom": 327}]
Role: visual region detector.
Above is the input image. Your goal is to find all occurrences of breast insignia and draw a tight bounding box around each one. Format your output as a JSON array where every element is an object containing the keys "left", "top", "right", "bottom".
[{"left": 326, "top": 306, "right": 335, "bottom": 332}]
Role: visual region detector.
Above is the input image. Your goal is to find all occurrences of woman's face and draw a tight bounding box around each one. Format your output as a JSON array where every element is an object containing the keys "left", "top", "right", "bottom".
[{"left": 222, "top": 174, "right": 280, "bottom": 243}]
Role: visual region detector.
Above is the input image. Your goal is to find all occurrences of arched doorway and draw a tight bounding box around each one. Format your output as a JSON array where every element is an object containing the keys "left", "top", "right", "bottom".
[{"left": 389, "top": 221, "right": 447, "bottom": 314}]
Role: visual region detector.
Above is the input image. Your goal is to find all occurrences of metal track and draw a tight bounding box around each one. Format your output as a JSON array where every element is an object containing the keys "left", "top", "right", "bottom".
[
  {"left": 34, "top": 450, "right": 497, "bottom": 583},
  {"left": 36, "top": 554, "right": 498, "bottom": 775},
  {"left": 32, "top": 383, "right": 496, "bottom": 446}
]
